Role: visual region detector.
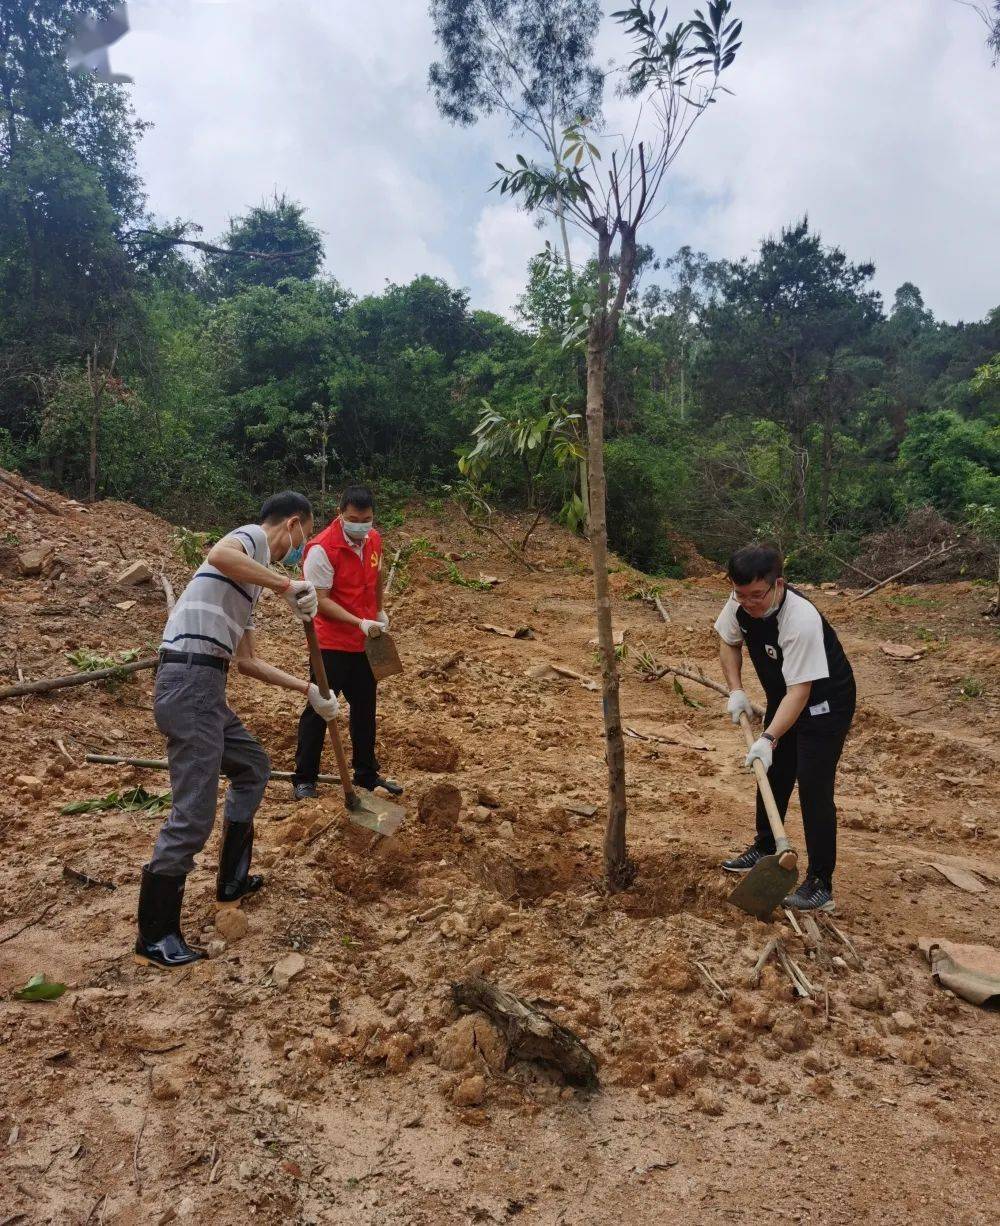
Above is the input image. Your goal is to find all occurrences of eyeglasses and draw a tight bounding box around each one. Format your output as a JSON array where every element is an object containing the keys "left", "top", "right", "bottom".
[{"left": 732, "top": 580, "right": 778, "bottom": 607}]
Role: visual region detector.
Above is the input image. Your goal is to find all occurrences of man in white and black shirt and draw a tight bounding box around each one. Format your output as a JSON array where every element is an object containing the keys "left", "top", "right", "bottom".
[
  {"left": 136, "top": 491, "right": 340, "bottom": 969},
  {"left": 714, "top": 544, "right": 856, "bottom": 912}
]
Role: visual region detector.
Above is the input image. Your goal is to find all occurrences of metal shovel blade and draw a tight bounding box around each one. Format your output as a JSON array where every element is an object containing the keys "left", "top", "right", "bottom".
[
  {"left": 345, "top": 787, "right": 405, "bottom": 836},
  {"left": 365, "top": 632, "right": 403, "bottom": 681},
  {"left": 727, "top": 856, "right": 798, "bottom": 920}
]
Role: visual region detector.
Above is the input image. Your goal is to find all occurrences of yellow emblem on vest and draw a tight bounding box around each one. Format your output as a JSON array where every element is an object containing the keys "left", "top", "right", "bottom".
[{"left": 371, "top": 552, "right": 380, "bottom": 568}]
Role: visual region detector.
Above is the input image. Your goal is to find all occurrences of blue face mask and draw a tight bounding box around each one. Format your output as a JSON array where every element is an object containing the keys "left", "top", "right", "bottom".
[{"left": 282, "top": 522, "right": 305, "bottom": 567}]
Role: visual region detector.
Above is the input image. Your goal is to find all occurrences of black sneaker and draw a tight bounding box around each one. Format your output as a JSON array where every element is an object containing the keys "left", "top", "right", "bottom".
[
  {"left": 293, "top": 782, "right": 318, "bottom": 801},
  {"left": 783, "top": 874, "right": 835, "bottom": 913},
  {"left": 367, "top": 774, "right": 401, "bottom": 794},
  {"left": 721, "top": 844, "right": 774, "bottom": 874}
]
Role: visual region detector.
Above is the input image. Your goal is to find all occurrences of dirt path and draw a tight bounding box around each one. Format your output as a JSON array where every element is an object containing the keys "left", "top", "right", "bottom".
[{"left": 1, "top": 487, "right": 998, "bottom": 1224}]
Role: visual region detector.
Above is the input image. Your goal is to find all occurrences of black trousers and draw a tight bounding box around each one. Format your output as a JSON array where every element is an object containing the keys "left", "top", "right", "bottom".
[
  {"left": 754, "top": 710, "right": 853, "bottom": 888},
  {"left": 294, "top": 649, "right": 379, "bottom": 788}
]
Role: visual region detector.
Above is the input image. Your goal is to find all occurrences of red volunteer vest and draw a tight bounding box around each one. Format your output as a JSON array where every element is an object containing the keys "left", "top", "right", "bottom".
[{"left": 306, "top": 519, "right": 382, "bottom": 652}]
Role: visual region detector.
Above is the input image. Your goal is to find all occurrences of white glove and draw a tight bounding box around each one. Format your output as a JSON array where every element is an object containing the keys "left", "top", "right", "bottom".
[
  {"left": 745, "top": 736, "right": 773, "bottom": 771},
  {"left": 358, "top": 618, "right": 382, "bottom": 638},
  {"left": 726, "top": 689, "right": 753, "bottom": 725},
  {"left": 376, "top": 608, "right": 390, "bottom": 632},
  {"left": 307, "top": 684, "right": 340, "bottom": 721},
  {"left": 282, "top": 580, "right": 318, "bottom": 621}
]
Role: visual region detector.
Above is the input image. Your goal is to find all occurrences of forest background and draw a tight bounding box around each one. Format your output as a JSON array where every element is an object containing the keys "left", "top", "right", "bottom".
[{"left": 1, "top": 1, "right": 998, "bottom": 581}]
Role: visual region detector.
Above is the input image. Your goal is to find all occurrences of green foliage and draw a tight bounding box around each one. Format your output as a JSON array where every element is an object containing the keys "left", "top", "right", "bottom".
[
  {"left": 207, "top": 193, "right": 323, "bottom": 296},
  {"left": 603, "top": 435, "right": 692, "bottom": 575},
  {"left": 898, "top": 411, "right": 1000, "bottom": 514},
  {"left": 443, "top": 561, "right": 493, "bottom": 591},
  {"left": 65, "top": 647, "right": 142, "bottom": 689},
  {"left": 13, "top": 973, "right": 67, "bottom": 1002},
  {"left": 61, "top": 787, "right": 172, "bottom": 816},
  {"left": 172, "top": 527, "right": 215, "bottom": 569}
]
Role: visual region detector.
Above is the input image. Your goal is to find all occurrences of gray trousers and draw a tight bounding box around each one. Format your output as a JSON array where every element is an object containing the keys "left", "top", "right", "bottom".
[{"left": 149, "top": 662, "right": 270, "bottom": 876}]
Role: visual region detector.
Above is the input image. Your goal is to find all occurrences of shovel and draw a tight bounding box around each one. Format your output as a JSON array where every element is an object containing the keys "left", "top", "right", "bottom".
[
  {"left": 303, "top": 620, "right": 404, "bottom": 836},
  {"left": 727, "top": 710, "right": 798, "bottom": 920}
]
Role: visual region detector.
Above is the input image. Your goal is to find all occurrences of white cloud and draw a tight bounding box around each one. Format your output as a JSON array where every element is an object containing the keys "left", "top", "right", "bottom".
[
  {"left": 473, "top": 203, "right": 545, "bottom": 317},
  {"left": 115, "top": 0, "right": 1000, "bottom": 321},
  {"left": 596, "top": 0, "right": 1000, "bottom": 320}
]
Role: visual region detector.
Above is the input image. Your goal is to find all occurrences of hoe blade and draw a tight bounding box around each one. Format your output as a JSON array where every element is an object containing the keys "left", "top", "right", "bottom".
[
  {"left": 365, "top": 632, "right": 403, "bottom": 681},
  {"left": 346, "top": 788, "right": 405, "bottom": 836},
  {"left": 728, "top": 855, "right": 798, "bottom": 920}
]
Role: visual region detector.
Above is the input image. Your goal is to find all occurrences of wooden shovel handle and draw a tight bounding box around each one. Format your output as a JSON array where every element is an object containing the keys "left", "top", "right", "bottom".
[
  {"left": 738, "top": 711, "right": 796, "bottom": 868},
  {"left": 303, "top": 620, "right": 356, "bottom": 805}
]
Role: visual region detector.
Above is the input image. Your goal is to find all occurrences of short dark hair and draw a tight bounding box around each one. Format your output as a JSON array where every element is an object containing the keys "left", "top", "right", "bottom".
[
  {"left": 727, "top": 544, "right": 783, "bottom": 586},
  {"left": 340, "top": 484, "right": 374, "bottom": 512},
  {"left": 259, "top": 490, "right": 313, "bottom": 524}
]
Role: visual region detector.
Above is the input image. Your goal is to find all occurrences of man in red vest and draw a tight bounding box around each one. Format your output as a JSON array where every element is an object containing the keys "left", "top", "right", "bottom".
[{"left": 292, "top": 484, "right": 402, "bottom": 800}]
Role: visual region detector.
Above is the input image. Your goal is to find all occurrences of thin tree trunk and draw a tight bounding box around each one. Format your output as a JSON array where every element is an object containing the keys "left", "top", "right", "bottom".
[
  {"left": 587, "top": 232, "right": 633, "bottom": 892},
  {"left": 819, "top": 408, "right": 833, "bottom": 534},
  {"left": 86, "top": 352, "right": 100, "bottom": 504},
  {"left": 586, "top": 338, "right": 629, "bottom": 888}
]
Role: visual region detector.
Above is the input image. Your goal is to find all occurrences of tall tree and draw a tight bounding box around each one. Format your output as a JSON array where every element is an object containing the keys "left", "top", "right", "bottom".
[
  {"left": 698, "top": 219, "right": 883, "bottom": 530},
  {"left": 488, "top": 1, "right": 742, "bottom": 888},
  {"left": 428, "top": 0, "right": 603, "bottom": 274},
  {"left": 207, "top": 192, "right": 324, "bottom": 297},
  {"left": 0, "top": 0, "right": 144, "bottom": 338}
]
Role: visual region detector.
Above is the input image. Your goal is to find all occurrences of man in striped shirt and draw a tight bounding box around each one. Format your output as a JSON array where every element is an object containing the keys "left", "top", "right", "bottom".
[{"left": 136, "top": 491, "right": 339, "bottom": 969}]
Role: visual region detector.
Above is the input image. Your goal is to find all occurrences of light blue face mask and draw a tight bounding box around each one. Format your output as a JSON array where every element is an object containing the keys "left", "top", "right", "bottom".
[
  {"left": 342, "top": 518, "right": 373, "bottom": 542},
  {"left": 283, "top": 522, "right": 305, "bottom": 566}
]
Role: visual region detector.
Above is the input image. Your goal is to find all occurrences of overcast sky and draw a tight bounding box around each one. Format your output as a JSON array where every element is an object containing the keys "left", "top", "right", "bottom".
[{"left": 116, "top": 0, "right": 1000, "bottom": 322}]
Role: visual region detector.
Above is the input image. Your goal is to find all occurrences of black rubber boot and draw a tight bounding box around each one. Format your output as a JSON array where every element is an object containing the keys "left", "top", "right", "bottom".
[
  {"left": 293, "top": 782, "right": 317, "bottom": 801},
  {"left": 135, "top": 867, "right": 205, "bottom": 968},
  {"left": 216, "top": 819, "right": 264, "bottom": 904}
]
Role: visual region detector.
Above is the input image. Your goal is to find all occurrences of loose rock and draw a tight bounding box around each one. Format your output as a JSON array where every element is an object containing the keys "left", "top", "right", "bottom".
[
  {"left": 272, "top": 952, "right": 306, "bottom": 989},
  {"left": 453, "top": 1074, "right": 486, "bottom": 1107},
  {"left": 215, "top": 908, "right": 249, "bottom": 943},
  {"left": 116, "top": 560, "right": 153, "bottom": 586},
  {"left": 417, "top": 781, "right": 462, "bottom": 826}
]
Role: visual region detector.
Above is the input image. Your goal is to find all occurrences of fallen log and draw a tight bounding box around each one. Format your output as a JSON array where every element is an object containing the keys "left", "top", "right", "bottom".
[
  {"left": 0, "top": 469, "right": 63, "bottom": 515},
  {"left": 0, "top": 656, "right": 158, "bottom": 700},
  {"left": 451, "top": 976, "right": 599, "bottom": 1088},
  {"left": 84, "top": 753, "right": 339, "bottom": 786}
]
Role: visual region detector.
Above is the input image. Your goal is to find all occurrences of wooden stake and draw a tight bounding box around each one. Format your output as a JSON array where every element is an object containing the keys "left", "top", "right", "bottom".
[
  {"left": 84, "top": 753, "right": 340, "bottom": 786},
  {"left": 776, "top": 941, "right": 813, "bottom": 998},
  {"left": 384, "top": 546, "right": 402, "bottom": 599}
]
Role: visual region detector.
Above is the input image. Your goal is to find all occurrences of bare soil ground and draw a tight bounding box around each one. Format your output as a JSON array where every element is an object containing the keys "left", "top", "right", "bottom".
[{"left": 1, "top": 481, "right": 998, "bottom": 1225}]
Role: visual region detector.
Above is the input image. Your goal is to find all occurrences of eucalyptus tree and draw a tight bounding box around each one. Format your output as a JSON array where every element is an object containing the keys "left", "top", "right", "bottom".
[
  {"left": 488, "top": 1, "right": 742, "bottom": 888},
  {"left": 428, "top": 0, "right": 604, "bottom": 274}
]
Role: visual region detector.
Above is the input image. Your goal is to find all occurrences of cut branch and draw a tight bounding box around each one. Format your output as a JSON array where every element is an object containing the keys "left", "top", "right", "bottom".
[{"left": 0, "top": 656, "right": 158, "bottom": 700}]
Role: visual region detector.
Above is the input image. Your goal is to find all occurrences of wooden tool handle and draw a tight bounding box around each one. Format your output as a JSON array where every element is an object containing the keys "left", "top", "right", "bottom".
[
  {"left": 304, "top": 620, "right": 355, "bottom": 805},
  {"left": 738, "top": 711, "right": 796, "bottom": 868}
]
